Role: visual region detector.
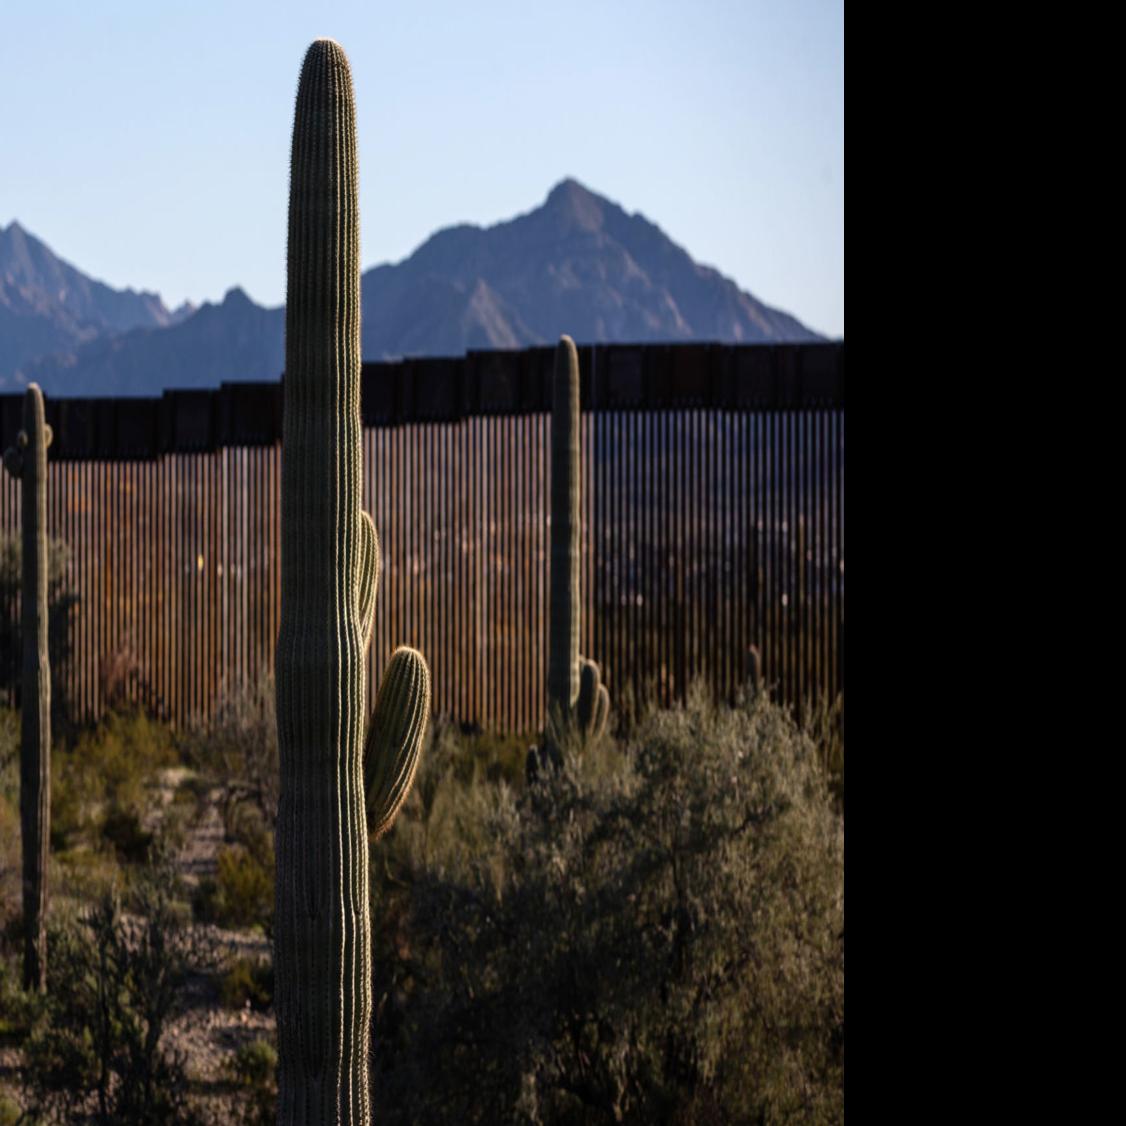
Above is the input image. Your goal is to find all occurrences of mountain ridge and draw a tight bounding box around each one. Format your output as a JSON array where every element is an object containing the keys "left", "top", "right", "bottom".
[
  {"left": 6, "top": 179, "right": 824, "bottom": 397},
  {"left": 0, "top": 221, "right": 194, "bottom": 384}
]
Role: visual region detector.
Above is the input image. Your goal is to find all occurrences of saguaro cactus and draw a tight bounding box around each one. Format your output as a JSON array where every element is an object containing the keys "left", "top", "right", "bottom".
[
  {"left": 275, "top": 39, "right": 430, "bottom": 1124},
  {"left": 3, "top": 384, "right": 52, "bottom": 992},
  {"left": 545, "top": 335, "right": 609, "bottom": 751}
]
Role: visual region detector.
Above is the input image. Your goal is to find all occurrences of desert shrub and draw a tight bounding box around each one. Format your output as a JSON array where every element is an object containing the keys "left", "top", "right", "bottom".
[
  {"left": 182, "top": 677, "right": 278, "bottom": 938},
  {"left": 375, "top": 718, "right": 527, "bottom": 886},
  {"left": 218, "top": 956, "right": 273, "bottom": 1012},
  {"left": 0, "top": 1092, "right": 22, "bottom": 1126},
  {"left": 0, "top": 707, "right": 16, "bottom": 790},
  {"left": 192, "top": 844, "right": 273, "bottom": 933},
  {"left": 184, "top": 674, "right": 278, "bottom": 835},
  {"left": 50, "top": 848, "right": 123, "bottom": 913},
  {"left": 0, "top": 944, "right": 38, "bottom": 1046},
  {"left": 372, "top": 687, "right": 844, "bottom": 1125},
  {"left": 0, "top": 709, "right": 19, "bottom": 928},
  {"left": 225, "top": 800, "right": 273, "bottom": 868},
  {"left": 51, "top": 708, "right": 178, "bottom": 856},
  {"left": 231, "top": 1037, "right": 276, "bottom": 1086},
  {"left": 100, "top": 807, "right": 155, "bottom": 865},
  {"left": 227, "top": 1037, "right": 277, "bottom": 1125},
  {"left": 20, "top": 848, "right": 215, "bottom": 1124},
  {"left": 802, "top": 692, "right": 845, "bottom": 808},
  {"left": 438, "top": 722, "right": 536, "bottom": 788},
  {"left": 0, "top": 534, "right": 80, "bottom": 732},
  {"left": 190, "top": 877, "right": 219, "bottom": 925}
]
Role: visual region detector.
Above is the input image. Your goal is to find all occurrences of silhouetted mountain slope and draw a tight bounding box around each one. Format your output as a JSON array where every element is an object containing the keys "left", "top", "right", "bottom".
[
  {"left": 0, "top": 221, "right": 192, "bottom": 383},
  {"left": 12, "top": 180, "right": 822, "bottom": 396},
  {"left": 360, "top": 179, "right": 819, "bottom": 356},
  {"left": 22, "top": 288, "right": 283, "bottom": 397}
]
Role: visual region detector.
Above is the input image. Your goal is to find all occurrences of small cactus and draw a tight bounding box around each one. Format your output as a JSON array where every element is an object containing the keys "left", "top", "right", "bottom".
[
  {"left": 575, "top": 657, "right": 609, "bottom": 743},
  {"left": 274, "top": 39, "right": 429, "bottom": 1123},
  {"left": 747, "top": 644, "right": 763, "bottom": 697},
  {"left": 3, "top": 384, "right": 52, "bottom": 992},
  {"left": 544, "top": 336, "right": 609, "bottom": 756}
]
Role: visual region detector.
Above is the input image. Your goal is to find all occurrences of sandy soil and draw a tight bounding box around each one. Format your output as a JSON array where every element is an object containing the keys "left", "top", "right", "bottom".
[
  {"left": 162, "top": 774, "right": 277, "bottom": 1109},
  {"left": 0, "top": 769, "right": 278, "bottom": 1121}
]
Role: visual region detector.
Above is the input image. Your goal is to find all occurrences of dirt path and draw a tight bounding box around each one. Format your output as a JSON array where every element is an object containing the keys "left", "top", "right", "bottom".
[
  {"left": 161, "top": 771, "right": 277, "bottom": 1107},
  {"left": 0, "top": 769, "right": 278, "bottom": 1121}
]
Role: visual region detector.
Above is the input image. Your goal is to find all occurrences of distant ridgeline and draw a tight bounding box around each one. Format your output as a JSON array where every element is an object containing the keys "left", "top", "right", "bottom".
[
  {"left": 3, "top": 181, "right": 825, "bottom": 396},
  {"left": 0, "top": 342, "right": 843, "bottom": 458}
]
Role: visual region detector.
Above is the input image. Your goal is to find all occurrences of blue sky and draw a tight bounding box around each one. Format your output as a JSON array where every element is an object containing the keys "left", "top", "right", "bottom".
[{"left": 1, "top": 1, "right": 843, "bottom": 338}]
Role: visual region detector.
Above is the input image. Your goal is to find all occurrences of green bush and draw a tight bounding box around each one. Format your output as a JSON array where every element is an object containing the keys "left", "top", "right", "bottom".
[
  {"left": 183, "top": 674, "right": 278, "bottom": 836},
  {"left": 219, "top": 956, "right": 273, "bottom": 1011},
  {"left": 0, "top": 1092, "right": 23, "bottom": 1126},
  {"left": 192, "top": 844, "right": 273, "bottom": 932},
  {"left": 20, "top": 850, "right": 215, "bottom": 1124},
  {"left": 372, "top": 687, "right": 844, "bottom": 1124},
  {"left": 0, "top": 722, "right": 19, "bottom": 928},
  {"left": 51, "top": 708, "right": 178, "bottom": 856},
  {"left": 0, "top": 946, "right": 38, "bottom": 1045},
  {"left": 100, "top": 807, "right": 155, "bottom": 864},
  {"left": 225, "top": 800, "right": 273, "bottom": 868},
  {"left": 0, "top": 707, "right": 16, "bottom": 797},
  {"left": 440, "top": 722, "right": 536, "bottom": 787},
  {"left": 183, "top": 677, "right": 278, "bottom": 936},
  {"left": 231, "top": 1037, "right": 277, "bottom": 1085},
  {"left": 803, "top": 691, "right": 845, "bottom": 808},
  {"left": 228, "top": 1037, "right": 277, "bottom": 1126}
]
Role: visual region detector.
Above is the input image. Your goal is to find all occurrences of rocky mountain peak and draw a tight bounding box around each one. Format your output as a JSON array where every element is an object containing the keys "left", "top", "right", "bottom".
[{"left": 542, "top": 178, "right": 607, "bottom": 233}]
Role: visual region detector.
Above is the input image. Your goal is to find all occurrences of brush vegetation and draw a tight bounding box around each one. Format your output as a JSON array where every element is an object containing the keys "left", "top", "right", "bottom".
[
  {"left": 373, "top": 686, "right": 844, "bottom": 1124},
  {"left": 0, "top": 683, "right": 842, "bottom": 1123}
]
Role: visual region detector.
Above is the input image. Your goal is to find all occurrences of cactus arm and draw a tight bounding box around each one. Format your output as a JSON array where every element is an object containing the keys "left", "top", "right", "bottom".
[
  {"left": 592, "top": 684, "right": 609, "bottom": 741},
  {"left": 575, "top": 657, "right": 598, "bottom": 738},
  {"left": 364, "top": 647, "right": 430, "bottom": 841},
  {"left": 575, "top": 656, "right": 609, "bottom": 743},
  {"left": 747, "top": 644, "right": 762, "bottom": 696},
  {"left": 358, "top": 511, "right": 379, "bottom": 654}
]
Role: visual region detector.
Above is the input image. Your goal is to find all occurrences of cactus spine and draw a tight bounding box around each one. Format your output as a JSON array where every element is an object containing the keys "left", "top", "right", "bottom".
[
  {"left": 545, "top": 336, "right": 608, "bottom": 751},
  {"left": 275, "top": 40, "right": 429, "bottom": 1124},
  {"left": 3, "top": 384, "right": 52, "bottom": 992}
]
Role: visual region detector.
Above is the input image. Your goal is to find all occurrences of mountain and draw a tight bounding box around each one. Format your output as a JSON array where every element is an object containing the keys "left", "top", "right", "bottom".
[
  {"left": 360, "top": 179, "right": 819, "bottom": 356},
  {"left": 0, "top": 221, "right": 193, "bottom": 386},
  {"left": 22, "top": 287, "right": 283, "bottom": 397},
  {"left": 9, "top": 179, "right": 823, "bottom": 397}
]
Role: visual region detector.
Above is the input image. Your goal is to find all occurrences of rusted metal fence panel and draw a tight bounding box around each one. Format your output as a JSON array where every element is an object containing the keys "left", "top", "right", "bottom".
[{"left": 0, "top": 342, "right": 844, "bottom": 732}]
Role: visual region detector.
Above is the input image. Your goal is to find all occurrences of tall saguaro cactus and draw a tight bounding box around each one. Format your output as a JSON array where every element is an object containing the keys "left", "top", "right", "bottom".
[
  {"left": 3, "top": 384, "right": 52, "bottom": 992},
  {"left": 545, "top": 336, "right": 608, "bottom": 751},
  {"left": 275, "top": 40, "right": 430, "bottom": 1124}
]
